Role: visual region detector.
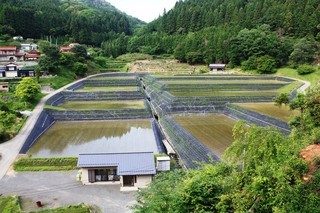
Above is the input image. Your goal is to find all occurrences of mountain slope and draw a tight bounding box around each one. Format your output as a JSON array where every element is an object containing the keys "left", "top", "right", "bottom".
[{"left": 0, "top": 0, "right": 144, "bottom": 45}]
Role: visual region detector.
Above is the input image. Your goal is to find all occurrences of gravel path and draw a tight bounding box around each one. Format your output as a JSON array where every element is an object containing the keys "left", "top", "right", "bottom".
[{"left": 0, "top": 171, "right": 135, "bottom": 212}]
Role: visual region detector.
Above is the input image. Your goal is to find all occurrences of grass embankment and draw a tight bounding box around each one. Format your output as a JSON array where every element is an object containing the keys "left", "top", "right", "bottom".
[
  {"left": 0, "top": 196, "right": 21, "bottom": 213},
  {"left": 0, "top": 197, "right": 90, "bottom": 213},
  {"left": 29, "top": 204, "right": 90, "bottom": 213},
  {"left": 77, "top": 86, "right": 137, "bottom": 92},
  {"left": 170, "top": 90, "right": 279, "bottom": 97},
  {"left": 276, "top": 67, "right": 320, "bottom": 87},
  {"left": 13, "top": 158, "right": 78, "bottom": 171},
  {"left": 45, "top": 100, "right": 145, "bottom": 111}
]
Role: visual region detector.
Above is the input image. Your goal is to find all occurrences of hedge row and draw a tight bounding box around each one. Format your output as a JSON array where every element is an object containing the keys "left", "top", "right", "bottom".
[{"left": 13, "top": 157, "right": 78, "bottom": 171}]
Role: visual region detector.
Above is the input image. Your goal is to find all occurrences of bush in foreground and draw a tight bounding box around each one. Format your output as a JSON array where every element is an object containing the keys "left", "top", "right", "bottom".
[{"left": 297, "top": 65, "right": 317, "bottom": 75}]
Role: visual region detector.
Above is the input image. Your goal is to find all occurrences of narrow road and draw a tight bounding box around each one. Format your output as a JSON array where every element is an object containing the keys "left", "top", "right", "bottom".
[{"left": 0, "top": 76, "right": 92, "bottom": 180}]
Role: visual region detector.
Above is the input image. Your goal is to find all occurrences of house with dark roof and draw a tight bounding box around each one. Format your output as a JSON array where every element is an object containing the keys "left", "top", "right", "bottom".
[{"left": 77, "top": 152, "right": 156, "bottom": 191}]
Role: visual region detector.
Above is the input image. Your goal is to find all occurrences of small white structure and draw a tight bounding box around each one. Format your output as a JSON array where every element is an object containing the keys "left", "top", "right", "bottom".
[
  {"left": 78, "top": 152, "right": 156, "bottom": 191},
  {"left": 20, "top": 44, "right": 38, "bottom": 52},
  {"left": 209, "top": 64, "right": 226, "bottom": 71},
  {"left": 156, "top": 156, "right": 170, "bottom": 171}
]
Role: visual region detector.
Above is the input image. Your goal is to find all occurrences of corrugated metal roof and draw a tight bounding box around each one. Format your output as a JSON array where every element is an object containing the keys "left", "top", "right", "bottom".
[{"left": 78, "top": 152, "right": 156, "bottom": 175}]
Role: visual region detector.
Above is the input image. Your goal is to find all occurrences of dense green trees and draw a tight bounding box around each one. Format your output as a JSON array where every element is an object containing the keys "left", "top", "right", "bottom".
[
  {"left": 0, "top": 0, "right": 142, "bottom": 45},
  {"left": 134, "top": 86, "right": 320, "bottom": 212}
]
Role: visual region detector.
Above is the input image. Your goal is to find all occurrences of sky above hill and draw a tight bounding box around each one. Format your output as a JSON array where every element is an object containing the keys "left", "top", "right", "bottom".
[{"left": 107, "top": 0, "right": 177, "bottom": 23}]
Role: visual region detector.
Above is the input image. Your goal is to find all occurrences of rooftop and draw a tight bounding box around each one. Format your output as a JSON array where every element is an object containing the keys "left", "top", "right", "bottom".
[{"left": 78, "top": 152, "right": 156, "bottom": 175}]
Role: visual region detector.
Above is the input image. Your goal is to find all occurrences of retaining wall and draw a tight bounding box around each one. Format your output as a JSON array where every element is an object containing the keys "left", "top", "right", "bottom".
[
  {"left": 20, "top": 111, "right": 55, "bottom": 153},
  {"left": 224, "top": 104, "right": 291, "bottom": 135}
]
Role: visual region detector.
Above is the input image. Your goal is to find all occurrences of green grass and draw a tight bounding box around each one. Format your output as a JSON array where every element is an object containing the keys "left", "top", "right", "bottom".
[
  {"left": 277, "top": 81, "right": 303, "bottom": 94},
  {"left": 77, "top": 86, "right": 137, "bottom": 92},
  {"left": 164, "top": 80, "right": 287, "bottom": 85},
  {"left": 46, "top": 100, "right": 145, "bottom": 110},
  {"left": 29, "top": 203, "right": 90, "bottom": 213},
  {"left": 276, "top": 67, "right": 320, "bottom": 87},
  {"left": 13, "top": 157, "right": 78, "bottom": 171},
  {"left": 116, "top": 53, "right": 153, "bottom": 62},
  {"left": 0, "top": 196, "right": 21, "bottom": 213},
  {"left": 173, "top": 114, "right": 236, "bottom": 158},
  {"left": 235, "top": 102, "right": 300, "bottom": 122},
  {"left": 169, "top": 90, "right": 278, "bottom": 97},
  {"left": 89, "top": 76, "right": 136, "bottom": 80}
]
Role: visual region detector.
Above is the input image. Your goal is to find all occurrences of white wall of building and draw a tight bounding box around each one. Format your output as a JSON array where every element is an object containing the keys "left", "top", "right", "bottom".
[
  {"left": 5, "top": 71, "right": 17, "bottom": 78},
  {"left": 135, "top": 175, "right": 152, "bottom": 187}
]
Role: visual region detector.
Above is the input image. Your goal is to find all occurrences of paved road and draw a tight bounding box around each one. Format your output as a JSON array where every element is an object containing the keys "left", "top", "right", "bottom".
[
  {"left": 0, "top": 171, "right": 135, "bottom": 212},
  {"left": 0, "top": 77, "right": 88, "bottom": 180}
]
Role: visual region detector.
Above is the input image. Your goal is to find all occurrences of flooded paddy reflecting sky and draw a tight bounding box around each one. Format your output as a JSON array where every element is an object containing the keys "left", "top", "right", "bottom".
[{"left": 27, "top": 120, "right": 159, "bottom": 157}]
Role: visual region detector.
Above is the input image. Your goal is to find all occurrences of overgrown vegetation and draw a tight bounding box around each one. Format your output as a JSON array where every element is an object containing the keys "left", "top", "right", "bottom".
[
  {"left": 0, "top": 197, "right": 90, "bottom": 213},
  {"left": 134, "top": 86, "right": 320, "bottom": 212},
  {"left": 0, "top": 196, "right": 21, "bottom": 213},
  {"left": 13, "top": 157, "right": 78, "bottom": 171}
]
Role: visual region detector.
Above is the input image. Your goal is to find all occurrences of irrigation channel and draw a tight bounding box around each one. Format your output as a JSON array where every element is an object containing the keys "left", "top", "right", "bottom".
[{"left": 20, "top": 73, "right": 300, "bottom": 169}]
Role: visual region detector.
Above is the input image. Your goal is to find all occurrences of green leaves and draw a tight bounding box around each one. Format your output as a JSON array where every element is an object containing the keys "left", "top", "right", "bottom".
[{"left": 15, "top": 77, "right": 41, "bottom": 102}]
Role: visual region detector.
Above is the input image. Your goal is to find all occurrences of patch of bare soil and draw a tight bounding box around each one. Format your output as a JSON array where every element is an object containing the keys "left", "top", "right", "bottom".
[{"left": 300, "top": 144, "right": 320, "bottom": 182}]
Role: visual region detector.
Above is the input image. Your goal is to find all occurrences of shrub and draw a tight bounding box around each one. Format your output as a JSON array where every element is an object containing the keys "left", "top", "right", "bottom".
[
  {"left": 255, "top": 55, "right": 277, "bottom": 74},
  {"left": 94, "top": 56, "right": 107, "bottom": 67},
  {"left": 297, "top": 65, "right": 317, "bottom": 75},
  {"left": 72, "top": 62, "right": 88, "bottom": 77},
  {"left": 241, "top": 56, "right": 257, "bottom": 71}
]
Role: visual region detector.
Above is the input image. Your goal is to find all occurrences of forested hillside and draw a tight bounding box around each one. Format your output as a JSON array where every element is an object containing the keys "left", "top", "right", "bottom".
[
  {"left": 0, "top": 0, "right": 143, "bottom": 45},
  {"left": 104, "top": 0, "right": 319, "bottom": 69}
]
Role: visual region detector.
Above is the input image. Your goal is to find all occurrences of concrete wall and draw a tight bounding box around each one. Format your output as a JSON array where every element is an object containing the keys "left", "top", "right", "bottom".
[
  {"left": 19, "top": 111, "right": 55, "bottom": 153},
  {"left": 135, "top": 175, "right": 152, "bottom": 187}
]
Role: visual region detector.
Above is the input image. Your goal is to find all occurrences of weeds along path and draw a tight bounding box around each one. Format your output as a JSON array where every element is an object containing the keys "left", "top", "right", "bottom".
[{"left": 0, "top": 75, "right": 102, "bottom": 180}]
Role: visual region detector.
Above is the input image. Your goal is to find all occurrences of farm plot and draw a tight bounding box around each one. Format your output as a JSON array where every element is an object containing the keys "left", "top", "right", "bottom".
[
  {"left": 56, "top": 100, "right": 145, "bottom": 110},
  {"left": 77, "top": 86, "right": 137, "bottom": 92},
  {"left": 89, "top": 76, "right": 136, "bottom": 80},
  {"left": 170, "top": 90, "right": 279, "bottom": 97},
  {"left": 27, "top": 120, "right": 159, "bottom": 157},
  {"left": 235, "top": 102, "right": 300, "bottom": 122},
  {"left": 173, "top": 114, "right": 236, "bottom": 158},
  {"left": 163, "top": 79, "right": 287, "bottom": 85}
]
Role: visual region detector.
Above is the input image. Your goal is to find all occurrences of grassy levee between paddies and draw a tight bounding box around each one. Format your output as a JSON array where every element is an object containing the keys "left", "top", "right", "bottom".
[
  {"left": 13, "top": 157, "right": 78, "bottom": 172},
  {"left": 77, "top": 86, "right": 137, "bottom": 92}
]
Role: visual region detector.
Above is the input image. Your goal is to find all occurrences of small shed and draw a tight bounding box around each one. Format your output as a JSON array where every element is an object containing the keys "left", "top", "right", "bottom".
[
  {"left": 0, "top": 82, "right": 9, "bottom": 92},
  {"left": 209, "top": 64, "right": 226, "bottom": 71},
  {"left": 156, "top": 156, "right": 170, "bottom": 171},
  {"left": 78, "top": 152, "right": 156, "bottom": 191}
]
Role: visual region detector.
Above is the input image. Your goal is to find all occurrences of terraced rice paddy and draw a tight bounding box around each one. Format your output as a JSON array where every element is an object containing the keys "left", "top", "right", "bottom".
[
  {"left": 77, "top": 86, "right": 137, "bottom": 92},
  {"left": 57, "top": 100, "right": 145, "bottom": 110},
  {"left": 173, "top": 114, "right": 236, "bottom": 158},
  {"left": 163, "top": 80, "right": 287, "bottom": 85},
  {"left": 170, "top": 90, "right": 279, "bottom": 97},
  {"left": 27, "top": 120, "right": 158, "bottom": 157},
  {"left": 89, "top": 76, "right": 136, "bottom": 80},
  {"left": 235, "top": 102, "right": 300, "bottom": 122}
]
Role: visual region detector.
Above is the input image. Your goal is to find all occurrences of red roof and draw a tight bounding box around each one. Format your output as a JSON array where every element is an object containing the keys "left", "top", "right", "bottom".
[
  {"left": 60, "top": 46, "right": 71, "bottom": 52},
  {"left": 25, "top": 54, "right": 41, "bottom": 59},
  {"left": 0, "top": 46, "right": 17, "bottom": 51}
]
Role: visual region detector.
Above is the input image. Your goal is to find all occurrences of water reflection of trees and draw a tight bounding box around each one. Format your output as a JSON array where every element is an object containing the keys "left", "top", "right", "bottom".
[{"left": 29, "top": 120, "right": 152, "bottom": 154}]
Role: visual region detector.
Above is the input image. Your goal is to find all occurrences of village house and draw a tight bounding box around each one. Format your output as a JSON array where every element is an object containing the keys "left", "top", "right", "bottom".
[
  {"left": 24, "top": 50, "right": 41, "bottom": 60},
  {"left": 59, "top": 43, "right": 80, "bottom": 53},
  {"left": 77, "top": 152, "right": 156, "bottom": 191},
  {"left": 20, "top": 43, "right": 38, "bottom": 52},
  {"left": 0, "top": 46, "right": 25, "bottom": 61}
]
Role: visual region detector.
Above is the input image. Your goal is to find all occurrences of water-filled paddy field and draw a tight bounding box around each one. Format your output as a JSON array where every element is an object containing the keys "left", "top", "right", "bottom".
[
  {"left": 173, "top": 114, "right": 236, "bottom": 158},
  {"left": 235, "top": 102, "right": 300, "bottom": 122},
  {"left": 163, "top": 80, "right": 287, "bottom": 85},
  {"left": 57, "top": 100, "right": 145, "bottom": 110},
  {"left": 27, "top": 120, "right": 159, "bottom": 158}
]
